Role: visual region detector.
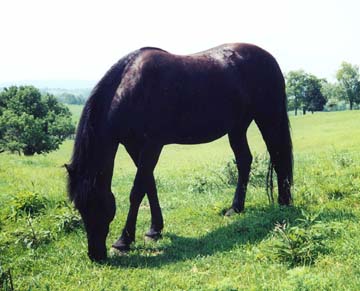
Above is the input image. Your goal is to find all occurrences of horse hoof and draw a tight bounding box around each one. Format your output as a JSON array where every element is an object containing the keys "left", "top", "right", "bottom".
[
  {"left": 112, "top": 239, "right": 131, "bottom": 252},
  {"left": 224, "top": 207, "right": 242, "bottom": 217},
  {"left": 145, "top": 229, "right": 162, "bottom": 241}
]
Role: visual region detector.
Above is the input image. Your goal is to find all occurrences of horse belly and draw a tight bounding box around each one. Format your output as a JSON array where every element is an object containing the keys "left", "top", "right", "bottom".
[
  {"left": 172, "top": 130, "right": 228, "bottom": 145},
  {"left": 169, "top": 106, "right": 234, "bottom": 144}
]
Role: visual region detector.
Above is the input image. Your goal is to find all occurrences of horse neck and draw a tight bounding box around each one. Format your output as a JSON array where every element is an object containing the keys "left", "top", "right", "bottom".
[
  {"left": 69, "top": 130, "right": 117, "bottom": 205},
  {"left": 81, "top": 141, "right": 117, "bottom": 192}
]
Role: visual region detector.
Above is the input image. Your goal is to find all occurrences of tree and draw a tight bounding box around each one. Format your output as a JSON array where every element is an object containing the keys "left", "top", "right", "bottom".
[
  {"left": 286, "top": 70, "right": 306, "bottom": 115},
  {"left": 336, "top": 62, "right": 360, "bottom": 110},
  {"left": 286, "top": 71, "right": 326, "bottom": 115},
  {"left": 0, "top": 86, "right": 75, "bottom": 155},
  {"left": 321, "top": 81, "right": 345, "bottom": 101},
  {"left": 302, "top": 75, "right": 327, "bottom": 114},
  {"left": 321, "top": 81, "right": 346, "bottom": 111}
]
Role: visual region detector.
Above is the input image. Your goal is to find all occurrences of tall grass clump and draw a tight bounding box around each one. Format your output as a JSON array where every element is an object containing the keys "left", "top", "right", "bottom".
[
  {"left": 8, "top": 191, "right": 48, "bottom": 220},
  {"left": 221, "top": 153, "right": 269, "bottom": 187},
  {"left": 0, "top": 266, "right": 14, "bottom": 291},
  {"left": 188, "top": 175, "right": 222, "bottom": 194},
  {"left": 55, "top": 207, "right": 82, "bottom": 233},
  {"left": 264, "top": 211, "right": 341, "bottom": 267},
  {"left": 12, "top": 217, "right": 52, "bottom": 249},
  {"left": 249, "top": 153, "right": 269, "bottom": 187}
]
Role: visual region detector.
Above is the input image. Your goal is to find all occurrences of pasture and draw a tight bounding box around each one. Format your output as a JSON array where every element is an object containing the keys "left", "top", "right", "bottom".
[{"left": 1, "top": 108, "right": 360, "bottom": 290}]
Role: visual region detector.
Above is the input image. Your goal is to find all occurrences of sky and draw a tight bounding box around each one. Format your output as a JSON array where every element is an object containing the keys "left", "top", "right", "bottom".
[{"left": 0, "top": 0, "right": 359, "bottom": 84}]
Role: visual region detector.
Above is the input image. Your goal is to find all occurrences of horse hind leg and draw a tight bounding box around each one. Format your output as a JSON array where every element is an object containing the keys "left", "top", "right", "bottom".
[{"left": 225, "top": 124, "right": 253, "bottom": 216}]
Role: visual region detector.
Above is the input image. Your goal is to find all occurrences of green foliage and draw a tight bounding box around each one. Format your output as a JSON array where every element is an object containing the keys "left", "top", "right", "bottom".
[
  {"left": 336, "top": 62, "right": 360, "bottom": 110},
  {"left": 0, "top": 86, "right": 75, "bottom": 155},
  {"left": 8, "top": 191, "right": 47, "bottom": 220},
  {"left": 322, "top": 82, "right": 347, "bottom": 111},
  {"left": 303, "top": 76, "right": 327, "bottom": 113},
  {"left": 13, "top": 217, "right": 52, "bottom": 249},
  {"left": 188, "top": 175, "right": 221, "bottom": 194},
  {"left": 221, "top": 158, "right": 237, "bottom": 186},
  {"left": 258, "top": 210, "right": 344, "bottom": 268},
  {"left": 273, "top": 223, "right": 329, "bottom": 267},
  {"left": 286, "top": 70, "right": 327, "bottom": 115},
  {"left": 0, "top": 267, "right": 14, "bottom": 291},
  {"left": 219, "top": 154, "right": 272, "bottom": 209},
  {"left": 221, "top": 153, "right": 269, "bottom": 188},
  {"left": 249, "top": 153, "right": 269, "bottom": 187},
  {"left": 321, "top": 81, "right": 344, "bottom": 101},
  {"left": 55, "top": 207, "right": 82, "bottom": 233}
]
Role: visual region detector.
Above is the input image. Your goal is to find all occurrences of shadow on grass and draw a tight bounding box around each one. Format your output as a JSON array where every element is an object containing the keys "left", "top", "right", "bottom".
[{"left": 106, "top": 205, "right": 304, "bottom": 268}]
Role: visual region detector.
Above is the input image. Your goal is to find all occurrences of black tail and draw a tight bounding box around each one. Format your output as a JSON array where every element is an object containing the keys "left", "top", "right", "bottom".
[
  {"left": 266, "top": 160, "right": 275, "bottom": 203},
  {"left": 66, "top": 50, "right": 141, "bottom": 205},
  {"left": 256, "top": 91, "right": 293, "bottom": 204},
  {"left": 266, "top": 104, "right": 293, "bottom": 203}
]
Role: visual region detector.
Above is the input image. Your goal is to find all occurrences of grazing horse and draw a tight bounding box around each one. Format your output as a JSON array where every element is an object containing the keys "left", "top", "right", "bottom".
[{"left": 66, "top": 43, "right": 293, "bottom": 261}]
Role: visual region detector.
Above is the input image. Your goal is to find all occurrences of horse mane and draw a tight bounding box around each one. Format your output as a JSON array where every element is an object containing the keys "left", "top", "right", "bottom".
[{"left": 67, "top": 49, "right": 142, "bottom": 208}]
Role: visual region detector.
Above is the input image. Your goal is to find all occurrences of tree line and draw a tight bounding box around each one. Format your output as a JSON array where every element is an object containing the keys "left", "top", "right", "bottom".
[
  {"left": 56, "top": 92, "right": 87, "bottom": 105},
  {"left": 286, "top": 62, "right": 360, "bottom": 115}
]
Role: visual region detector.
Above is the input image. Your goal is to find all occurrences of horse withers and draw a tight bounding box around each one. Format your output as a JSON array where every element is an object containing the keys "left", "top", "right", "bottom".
[{"left": 66, "top": 43, "right": 293, "bottom": 261}]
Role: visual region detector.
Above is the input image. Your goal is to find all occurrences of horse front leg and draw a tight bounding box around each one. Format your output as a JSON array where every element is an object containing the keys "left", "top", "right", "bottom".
[
  {"left": 112, "top": 172, "right": 146, "bottom": 251},
  {"left": 144, "top": 172, "right": 163, "bottom": 240},
  {"left": 112, "top": 142, "right": 163, "bottom": 251},
  {"left": 124, "top": 142, "right": 164, "bottom": 240}
]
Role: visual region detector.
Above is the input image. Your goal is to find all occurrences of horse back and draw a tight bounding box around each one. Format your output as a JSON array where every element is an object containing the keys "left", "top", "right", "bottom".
[{"left": 110, "top": 44, "right": 285, "bottom": 144}]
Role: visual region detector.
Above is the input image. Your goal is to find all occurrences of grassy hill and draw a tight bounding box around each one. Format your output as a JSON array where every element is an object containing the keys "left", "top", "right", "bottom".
[{"left": 0, "top": 110, "right": 359, "bottom": 290}]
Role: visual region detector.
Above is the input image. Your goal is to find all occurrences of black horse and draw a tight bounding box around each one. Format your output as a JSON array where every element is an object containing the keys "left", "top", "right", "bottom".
[{"left": 66, "top": 43, "right": 293, "bottom": 261}]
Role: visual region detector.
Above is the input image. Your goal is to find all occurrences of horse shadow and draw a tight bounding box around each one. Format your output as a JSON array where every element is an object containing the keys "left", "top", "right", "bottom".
[{"left": 106, "top": 205, "right": 305, "bottom": 268}]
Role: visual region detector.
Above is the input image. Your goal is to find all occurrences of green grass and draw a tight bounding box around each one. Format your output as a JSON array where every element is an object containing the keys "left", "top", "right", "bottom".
[
  {"left": 67, "top": 104, "right": 84, "bottom": 123},
  {"left": 1, "top": 110, "right": 360, "bottom": 290}
]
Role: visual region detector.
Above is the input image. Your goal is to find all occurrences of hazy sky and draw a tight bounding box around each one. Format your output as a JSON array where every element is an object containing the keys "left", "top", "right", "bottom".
[{"left": 0, "top": 0, "right": 359, "bottom": 83}]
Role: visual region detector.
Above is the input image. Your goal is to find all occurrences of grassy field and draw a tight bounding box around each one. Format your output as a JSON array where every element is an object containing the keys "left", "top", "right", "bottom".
[{"left": 1, "top": 109, "right": 360, "bottom": 290}]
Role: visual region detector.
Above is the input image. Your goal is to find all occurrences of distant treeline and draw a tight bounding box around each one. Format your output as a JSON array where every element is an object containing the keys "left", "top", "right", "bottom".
[
  {"left": 41, "top": 88, "right": 92, "bottom": 105},
  {"left": 286, "top": 61, "right": 360, "bottom": 115},
  {"left": 56, "top": 92, "right": 87, "bottom": 105}
]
